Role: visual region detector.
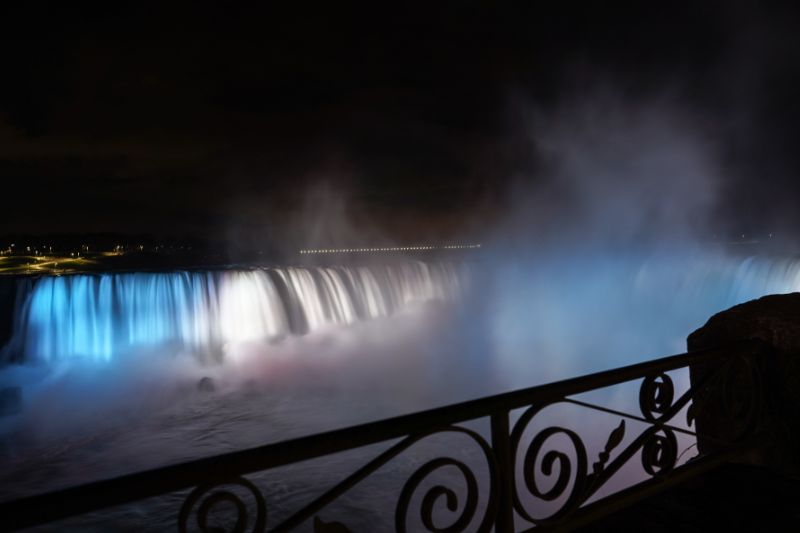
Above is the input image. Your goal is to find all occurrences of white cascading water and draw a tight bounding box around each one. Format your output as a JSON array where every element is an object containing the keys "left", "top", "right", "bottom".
[{"left": 2, "top": 261, "right": 465, "bottom": 363}]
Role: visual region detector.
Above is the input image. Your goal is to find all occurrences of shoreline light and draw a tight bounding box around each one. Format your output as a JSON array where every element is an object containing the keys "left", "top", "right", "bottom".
[{"left": 298, "top": 244, "right": 481, "bottom": 255}]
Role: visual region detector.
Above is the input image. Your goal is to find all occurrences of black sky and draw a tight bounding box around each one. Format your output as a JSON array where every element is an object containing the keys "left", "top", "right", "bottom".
[{"left": 1, "top": 2, "right": 799, "bottom": 245}]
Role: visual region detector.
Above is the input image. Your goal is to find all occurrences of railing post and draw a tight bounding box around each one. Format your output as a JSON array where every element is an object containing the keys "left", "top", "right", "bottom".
[{"left": 491, "top": 410, "right": 514, "bottom": 532}]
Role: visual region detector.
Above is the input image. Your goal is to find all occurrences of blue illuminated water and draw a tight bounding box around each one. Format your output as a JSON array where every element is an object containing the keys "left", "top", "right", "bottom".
[
  {"left": 486, "top": 250, "right": 800, "bottom": 386},
  {"left": 2, "top": 262, "right": 465, "bottom": 363}
]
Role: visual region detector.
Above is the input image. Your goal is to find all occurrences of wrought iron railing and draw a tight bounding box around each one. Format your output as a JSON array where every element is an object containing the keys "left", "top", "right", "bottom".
[{"left": 0, "top": 340, "right": 766, "bottom": 532}]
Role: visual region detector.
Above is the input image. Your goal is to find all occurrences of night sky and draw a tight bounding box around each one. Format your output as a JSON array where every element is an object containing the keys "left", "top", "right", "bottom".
[{"left": 1, "top": 2, "right": 800, "bottom": 246}]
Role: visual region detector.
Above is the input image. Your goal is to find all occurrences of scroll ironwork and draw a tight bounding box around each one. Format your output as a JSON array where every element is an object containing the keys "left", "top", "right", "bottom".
[{"left": 0, "top": 340, "right": 766, "bottom": 532}]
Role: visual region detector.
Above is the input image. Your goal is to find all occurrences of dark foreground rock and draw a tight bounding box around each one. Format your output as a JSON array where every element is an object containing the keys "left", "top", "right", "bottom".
[
  {"left": 581, "top": 463, "right": 800, "bottom": 532},
  {"left": 688, "top": 292, "right": 800, "bottom": 478}
]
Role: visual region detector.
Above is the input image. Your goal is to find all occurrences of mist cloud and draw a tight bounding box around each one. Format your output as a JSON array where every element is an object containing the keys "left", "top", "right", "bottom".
[{"left": 495, "top": 87, "right": 722, "bottom": 251}]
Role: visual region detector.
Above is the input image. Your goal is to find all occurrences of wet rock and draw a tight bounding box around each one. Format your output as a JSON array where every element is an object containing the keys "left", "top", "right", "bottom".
[
  {"left": 0, "top": 386, "right": 22, "bottom": 416},
  {"left": 197, "top": 376, "right": 215, "bottom": 393}
]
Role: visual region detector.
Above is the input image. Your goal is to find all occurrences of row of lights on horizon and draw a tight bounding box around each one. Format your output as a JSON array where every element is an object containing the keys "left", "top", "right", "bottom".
[
  {"left": 299, "top": 244, "right": 482, "bottom": 254},
  {"left": 0, "top": 243, "right": 152, "bottom": 255}
]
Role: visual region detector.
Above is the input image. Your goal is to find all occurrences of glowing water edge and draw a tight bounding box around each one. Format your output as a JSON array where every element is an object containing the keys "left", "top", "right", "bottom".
[{"left": 1, "top": 252, "right": 800, "bottom": 531}]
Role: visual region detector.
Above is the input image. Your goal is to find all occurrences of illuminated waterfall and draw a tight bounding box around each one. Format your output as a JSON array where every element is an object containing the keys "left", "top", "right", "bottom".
[
  {"left": 7, "top": 252, "right": 800, "bottom": 368},
  {"left": 487, "top": 251, "right": 800, "bottom": 381},
  {"left": 3, "top": 262, "right": 465, "bottom": 363}
]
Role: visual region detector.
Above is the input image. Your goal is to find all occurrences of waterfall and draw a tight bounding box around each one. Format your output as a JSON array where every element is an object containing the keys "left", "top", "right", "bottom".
[
  {"left": 486, "top": 251, "right": 800, "bottom": 382},
  {"left": 6, "top": 252, "right": 800, "bottom": 368},
  {"left": 1, "top": 262, "right": 466, "bottom": 363}
]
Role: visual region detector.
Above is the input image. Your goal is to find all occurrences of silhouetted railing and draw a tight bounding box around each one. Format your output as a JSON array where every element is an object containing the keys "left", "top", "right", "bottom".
[{"left": 0, "top": 340, "right": 766, "bottom": 532}]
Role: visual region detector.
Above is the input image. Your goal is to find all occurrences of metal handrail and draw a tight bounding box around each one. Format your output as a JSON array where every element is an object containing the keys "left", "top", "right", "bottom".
[{"left": 0, "top": 339, "right": 766, "bottom": 532}]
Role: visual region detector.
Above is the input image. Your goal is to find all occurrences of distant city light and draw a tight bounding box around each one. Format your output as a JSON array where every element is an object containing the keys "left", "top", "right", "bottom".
[{"left": 298, "top": 244, "right": 482, "bottom": 254}]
